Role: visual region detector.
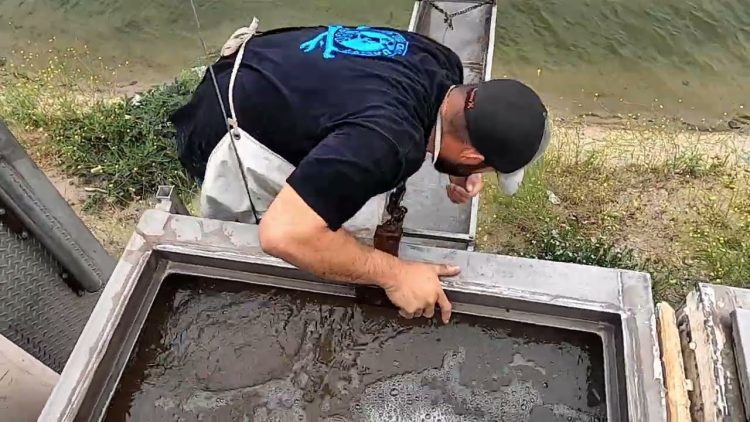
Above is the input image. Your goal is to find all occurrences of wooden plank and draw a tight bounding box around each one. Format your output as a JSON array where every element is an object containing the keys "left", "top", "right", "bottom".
[{"left": 658, "top": 302, "right": 692, "bottom": 421}]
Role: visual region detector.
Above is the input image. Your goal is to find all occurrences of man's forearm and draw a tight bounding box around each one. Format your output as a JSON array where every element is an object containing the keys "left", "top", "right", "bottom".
[{"left": 262, "top": 226, "right": 401, "bottom": 288}]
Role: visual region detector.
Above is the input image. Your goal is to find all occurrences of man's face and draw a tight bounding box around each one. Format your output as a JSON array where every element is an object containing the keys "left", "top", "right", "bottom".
[{"left": 433, "top": 89, "right": 492, "bottom": 177}]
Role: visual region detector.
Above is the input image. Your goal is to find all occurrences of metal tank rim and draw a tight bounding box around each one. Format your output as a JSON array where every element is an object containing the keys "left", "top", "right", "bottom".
[{"left": 39, "top": 208, "right": 666, "bottom": 421}]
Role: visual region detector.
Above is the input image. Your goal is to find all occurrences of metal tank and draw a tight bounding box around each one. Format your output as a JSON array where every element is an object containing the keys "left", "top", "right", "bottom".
[{"left": 39, "top": 205, "right": 665, "bottom": 421}]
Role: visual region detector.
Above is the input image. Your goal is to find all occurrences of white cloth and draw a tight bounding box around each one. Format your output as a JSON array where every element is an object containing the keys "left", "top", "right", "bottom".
[{"left": 200, "top": 20, "right": 386, "bottom": 237}]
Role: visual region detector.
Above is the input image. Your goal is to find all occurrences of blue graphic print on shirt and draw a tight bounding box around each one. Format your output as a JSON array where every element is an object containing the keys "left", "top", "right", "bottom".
[{"left": 300, "top": 25, "right": 409, "bottom": 59}]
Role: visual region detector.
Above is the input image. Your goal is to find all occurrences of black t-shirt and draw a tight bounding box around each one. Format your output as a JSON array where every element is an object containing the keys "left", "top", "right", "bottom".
[{"left": 171, "top": 25, "right": 464, "bottom": 230}]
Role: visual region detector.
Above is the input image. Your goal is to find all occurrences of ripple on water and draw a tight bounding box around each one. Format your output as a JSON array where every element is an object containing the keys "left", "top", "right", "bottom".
[{"left": 104, "top": 275, "right": 608, "bottom": 421}]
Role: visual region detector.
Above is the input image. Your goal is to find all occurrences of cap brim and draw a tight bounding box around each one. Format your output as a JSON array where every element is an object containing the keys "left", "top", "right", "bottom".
[{"left": 497, "top": 167, "right": 525, "bottom": 195}]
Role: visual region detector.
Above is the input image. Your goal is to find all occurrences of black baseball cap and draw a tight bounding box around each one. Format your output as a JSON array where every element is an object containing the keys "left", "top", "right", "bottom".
[{"left": 464, "top": 79, "right": 550, "bottom": 194}]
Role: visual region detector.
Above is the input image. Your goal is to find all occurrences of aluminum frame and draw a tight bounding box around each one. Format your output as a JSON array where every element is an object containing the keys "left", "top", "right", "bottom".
[
  {"left": 40, "top": 209, "right": 665, "bottom": 421},
  {"left": 401, "top": 0, "right": 498, "bottom": 250}
]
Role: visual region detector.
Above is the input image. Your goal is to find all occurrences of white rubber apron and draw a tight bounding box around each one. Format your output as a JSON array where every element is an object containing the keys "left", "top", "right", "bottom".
[{"left": 199, "top": 25, "right": 386, "bottom": 237}]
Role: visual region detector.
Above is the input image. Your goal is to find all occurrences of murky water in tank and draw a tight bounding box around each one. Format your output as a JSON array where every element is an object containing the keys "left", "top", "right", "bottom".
[{"left": 105, "top": 275, "right": 607, "bottom": 421}]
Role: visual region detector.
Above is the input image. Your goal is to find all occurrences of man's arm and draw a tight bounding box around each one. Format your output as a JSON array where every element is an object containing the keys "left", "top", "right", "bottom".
[
  {"left": 259, "top": 184, "right": 457, "bottom": 323},
  {"left": 260, "top": 185, "right": 398, "bottom": 284}
]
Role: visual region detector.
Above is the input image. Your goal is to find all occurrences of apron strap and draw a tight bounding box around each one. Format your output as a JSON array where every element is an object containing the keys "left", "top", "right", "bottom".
[
  {"left": 227, "top": 18, "right": 259, "bottom": 134},
  {"left": 222, "top": 18, "right": 262, "bottom": 223}
]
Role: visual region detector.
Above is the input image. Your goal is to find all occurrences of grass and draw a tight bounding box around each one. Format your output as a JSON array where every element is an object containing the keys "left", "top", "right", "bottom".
[
  {"left": 2, "top": 44, "right": 749, "bottom": 305},
  {"left": 0, "top": 46, "right": 200, "bottom": 209},
  {"left": 478, "top": 117, "right": 750, "bottom": 304}
]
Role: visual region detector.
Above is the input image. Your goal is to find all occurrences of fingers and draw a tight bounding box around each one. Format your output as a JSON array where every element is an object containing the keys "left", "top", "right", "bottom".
[
  {"left": 446, "top": 184, "right": 470, "bottom": 204},
  {"left": 437, "top": 289, "right": 452, "bottom": 324},
  {"left": 398, "top": 306, "right": 442, "bottom": 321},
  {"left": 424, "top": 303, "right": 435, "bottom": 319},
  {"left": 434, "top": 265, "right": 456, "bottom": 323},
  {"left": 466, "top": 174, "right": 483, "bottom": 195},
  {"left": 399, "top": 308, "right": 424, "bottom": 319},
  {"left": 435, "top": 264, "right": 461, "bottom": 277},
  {"left": 393, "top": 261, "right": 458, "bottom": 324},
  {"left": 446, "top": 175, "right": 482, "bottom": 204}
]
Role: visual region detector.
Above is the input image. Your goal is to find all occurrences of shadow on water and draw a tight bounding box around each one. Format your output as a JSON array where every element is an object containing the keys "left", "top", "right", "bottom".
[
  {"left": 105, "top": 275, "right": 608, "bottom": 421},
  {"left": 1, "top": 0, "right": 748, "bottom": 123}
]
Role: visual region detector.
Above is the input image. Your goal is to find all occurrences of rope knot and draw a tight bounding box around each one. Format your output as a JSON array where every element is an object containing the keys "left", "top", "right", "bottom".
[{"left": 221, "top": 17, "right": 260, "bottom": 57}]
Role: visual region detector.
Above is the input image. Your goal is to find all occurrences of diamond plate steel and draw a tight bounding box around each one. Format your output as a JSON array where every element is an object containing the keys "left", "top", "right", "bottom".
[{"left": 0, "top": 222, "right": 102, "bottom": 372}]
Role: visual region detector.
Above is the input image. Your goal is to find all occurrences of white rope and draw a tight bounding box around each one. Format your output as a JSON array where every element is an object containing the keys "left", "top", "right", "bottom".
[
  {"left": 221, "top": 18, "right": 259, "bottom": 57},
  {"left": 227, "top": 18, "right": 258, "bottom": 133}
]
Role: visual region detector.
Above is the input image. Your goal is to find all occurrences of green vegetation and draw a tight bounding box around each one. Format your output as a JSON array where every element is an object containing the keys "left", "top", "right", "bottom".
[
  {"left": 478, "top": 118, "right": 750, "bottom": 303},
  {"left": 0, "top": 48, "right": 200, "bottom": 208}
]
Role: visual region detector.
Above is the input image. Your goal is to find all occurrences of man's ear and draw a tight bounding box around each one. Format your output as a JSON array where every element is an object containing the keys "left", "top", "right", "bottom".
[{"left": 459, "top": 146, "right": 485, "bottom": 165}]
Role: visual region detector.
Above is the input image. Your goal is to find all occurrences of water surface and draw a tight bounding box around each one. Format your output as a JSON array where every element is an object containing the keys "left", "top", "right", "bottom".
[
  {"left": 104, "top": 275, "right": 608, "bottom": 421},
  {"left": 1, "top": 0, "right": 748, "bottom": 124}
]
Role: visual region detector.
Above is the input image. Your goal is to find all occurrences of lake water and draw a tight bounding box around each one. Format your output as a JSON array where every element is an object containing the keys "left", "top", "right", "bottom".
[{"left": 1, "top": 0, "right": 748, "bottom": 125}]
